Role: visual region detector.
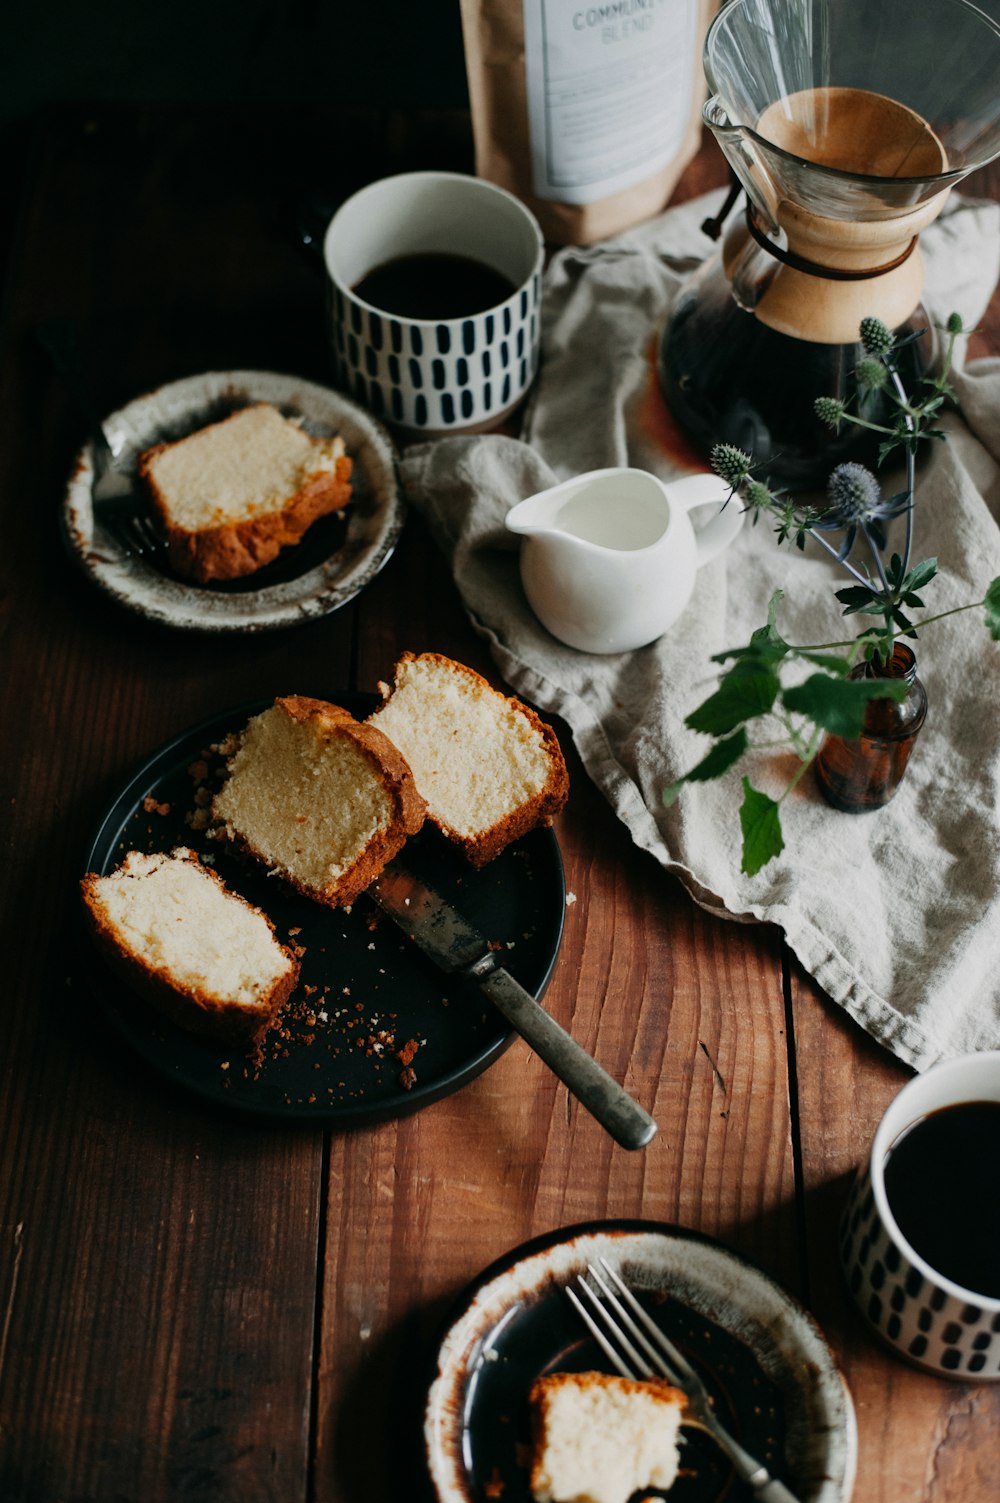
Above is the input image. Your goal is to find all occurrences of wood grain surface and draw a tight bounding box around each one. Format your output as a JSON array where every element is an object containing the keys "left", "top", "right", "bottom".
[{"left": 0, "top": 106, "right": 997, "bottom": 1503}]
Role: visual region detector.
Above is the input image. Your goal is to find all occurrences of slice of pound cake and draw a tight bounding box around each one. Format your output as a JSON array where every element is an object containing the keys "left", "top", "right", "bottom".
[
  {"left": 368, "top": 653, "right": 569, "bottom": 867},
  {"left": 211, "top": 696, "right": 426, "bottom": 906},
  {"left": 80, "top": 847, "right": 299, "bottom": 1046},
  {"left": 138, "top": 402, "right": 352, "bottom": 583},
  {"left": 529, "top": 1371, "right": 686, "bottom": 1503}
]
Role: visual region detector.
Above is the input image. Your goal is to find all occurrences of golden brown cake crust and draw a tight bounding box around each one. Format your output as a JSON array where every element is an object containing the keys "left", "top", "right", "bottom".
[
  {"left": 138, "top": 409, "right": 353, "bottom": 584},
  {"left": 376, "top": 652, "right": 570, "bottom": 868},
  {"left": 80, "top": 853, "right": 300, "bottom": 1048},
  {"left": 215, "top": 696, "right": 427, "bottom": 908}
]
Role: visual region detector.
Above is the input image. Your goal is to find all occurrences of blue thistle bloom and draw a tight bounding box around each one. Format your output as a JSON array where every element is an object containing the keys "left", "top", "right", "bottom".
[{"left": 814, "top": 462, "right": 911, "bottom": 558}]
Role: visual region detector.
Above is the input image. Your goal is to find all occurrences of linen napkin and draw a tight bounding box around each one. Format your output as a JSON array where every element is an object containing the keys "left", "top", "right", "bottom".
[{"left": 400, "top": 191, "right": 1000, "bottom": 1073}]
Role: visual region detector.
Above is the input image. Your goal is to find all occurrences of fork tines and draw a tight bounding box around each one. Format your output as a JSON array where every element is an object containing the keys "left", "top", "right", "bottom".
[
  {"left": 568, "top": 1260, "right": 804, "bottom": 1503},
  {"left": 569, "top": 1259, "right": 697, "bottom": 1395}
]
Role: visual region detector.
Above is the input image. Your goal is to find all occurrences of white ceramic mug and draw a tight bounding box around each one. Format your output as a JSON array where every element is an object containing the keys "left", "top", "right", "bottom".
[
  {"left": 505, "top": 469, "right": 744, "bottom": 654},
  {"left": 839, "top": 1051, "right": 1000, "bottom": 1381},
  {"left": 323, "top": 171, "right": 544, "bottom": 437}
]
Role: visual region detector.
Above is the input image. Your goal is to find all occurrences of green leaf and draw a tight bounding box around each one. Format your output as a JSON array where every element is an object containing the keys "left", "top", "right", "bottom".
[
  {"left": 796, "top": 651, "right": 853, "bottom": 675},
  {"left": 764, "top": 590, "right": 785, "bottom": 633},
  {"left": 835, "top": 585, "right": 879, "bottom": 607},
  {"left": 739, "top": 779, "right": 784, "bottom": 876},
  {"left": 708, "top": 593, "right": 789, "bottom": 664},
  {"left": 663, "top": 729, "right": 748, "bottom": 804},
  {"left": 985, "top": 576, "right": 1000, "bottom": 640},
  {"left": 685, "top": 661, "right": 781, "bottom": 736},
  {"left": 835, "top": 586, "right": 885, "bottom": 618},
  {"left": 901, "top": 557, "right": 938, "bottom": 593},
  {"left": 783, "top": 672, "right": 907, "bottom": 738}
]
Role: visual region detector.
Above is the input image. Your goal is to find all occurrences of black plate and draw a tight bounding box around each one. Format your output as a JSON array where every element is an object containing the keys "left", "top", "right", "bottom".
[
  {"left": 78, "top": 695, "right": 566, "bottom": 1126},
  {"left": 425, "top": 1222, "right": 857, "bottom": 1503}
]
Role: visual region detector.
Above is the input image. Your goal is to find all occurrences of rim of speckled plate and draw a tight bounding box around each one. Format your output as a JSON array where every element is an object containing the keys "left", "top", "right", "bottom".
[{"left": 61, "top": 369, "right": 405, "bottom": 633}]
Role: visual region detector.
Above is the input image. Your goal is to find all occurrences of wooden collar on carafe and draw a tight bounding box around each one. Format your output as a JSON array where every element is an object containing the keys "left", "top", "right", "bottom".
[{"left": 745, "top": 204, "right": 918, "bottom": 282}]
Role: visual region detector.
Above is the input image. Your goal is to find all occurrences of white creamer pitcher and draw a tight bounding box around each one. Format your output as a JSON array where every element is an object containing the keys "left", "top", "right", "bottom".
[{"left": 505, "top": 468, "right": 743, "bottom": 655}]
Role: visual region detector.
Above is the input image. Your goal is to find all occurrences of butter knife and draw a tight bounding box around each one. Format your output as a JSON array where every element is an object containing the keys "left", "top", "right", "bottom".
[{"left": 369, "top": 860, "right": 657, "bottom": 1150}]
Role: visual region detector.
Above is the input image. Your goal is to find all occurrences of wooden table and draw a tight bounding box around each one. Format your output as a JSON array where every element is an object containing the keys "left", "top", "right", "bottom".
[{"left": 1, "top": 105, "right": 997, "bottom": 1503}]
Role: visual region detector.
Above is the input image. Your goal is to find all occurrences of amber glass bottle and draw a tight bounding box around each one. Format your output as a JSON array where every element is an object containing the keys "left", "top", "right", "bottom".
[{"left": 814, "top": 644, "right": 927, "bottom": 812}]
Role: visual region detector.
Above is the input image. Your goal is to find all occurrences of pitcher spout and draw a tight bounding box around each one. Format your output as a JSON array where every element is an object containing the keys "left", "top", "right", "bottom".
[{"left": 505, "top": 491, "right": 565, "bottom": 538}]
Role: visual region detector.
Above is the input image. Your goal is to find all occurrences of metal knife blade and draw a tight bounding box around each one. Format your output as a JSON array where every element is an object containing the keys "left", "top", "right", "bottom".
[{"left": 369, "top": 860, "right": 657, "bottom": 1151}]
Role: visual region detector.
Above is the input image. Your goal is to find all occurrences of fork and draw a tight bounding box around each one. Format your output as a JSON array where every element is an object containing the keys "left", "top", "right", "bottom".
[
  {"left": 37, "top": 317, "right": 165, "bottom": 560},
  {"left": 568, "top": 1258, "right": 802, "bottom": 1503}
]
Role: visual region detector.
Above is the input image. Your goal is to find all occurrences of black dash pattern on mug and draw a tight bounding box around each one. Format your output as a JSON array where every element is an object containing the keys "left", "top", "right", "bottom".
[
  {"left": 839, "top": 1166, "right": 1000, "bottom": 1379},
  {"left": 331, "top": 273, "right": 541, "bottom": 431}
]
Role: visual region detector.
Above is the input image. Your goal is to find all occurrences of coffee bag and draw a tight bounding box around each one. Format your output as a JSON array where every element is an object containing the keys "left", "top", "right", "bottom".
[{"left": 460, "top": 0, "right": 714, "bottom": 245}]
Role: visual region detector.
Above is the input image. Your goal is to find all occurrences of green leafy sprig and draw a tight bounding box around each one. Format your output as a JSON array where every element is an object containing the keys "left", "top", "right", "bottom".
[{"left": 664, "top": 315, "right": 1000, "bottom": 876}]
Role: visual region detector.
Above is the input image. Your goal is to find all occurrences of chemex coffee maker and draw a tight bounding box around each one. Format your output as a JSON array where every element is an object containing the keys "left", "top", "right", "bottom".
[{"left": 659, "top": 0, "right": 1000, "bottom": 486}]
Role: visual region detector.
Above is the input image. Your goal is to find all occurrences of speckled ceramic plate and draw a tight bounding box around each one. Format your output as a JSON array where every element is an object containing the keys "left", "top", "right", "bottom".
[
  {"left": 61, "top": 370, "right": 404, "bottom": 632},
  {"left": 425, "top": 1221, "right": 857, "bottom": 1503},
  {"left": 77, "top": 695, "right": 566, "bottom": 1125}
]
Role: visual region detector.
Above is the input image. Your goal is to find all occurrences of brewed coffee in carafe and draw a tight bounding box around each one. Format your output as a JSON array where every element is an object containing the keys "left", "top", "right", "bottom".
[{"left": 659, "top": 0, "right": 1000, "bottom": 487}]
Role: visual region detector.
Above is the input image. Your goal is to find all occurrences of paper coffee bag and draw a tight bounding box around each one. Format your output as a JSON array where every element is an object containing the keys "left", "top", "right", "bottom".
[{"left": 460, "top": 0, "right": 714, "bottom": 245}]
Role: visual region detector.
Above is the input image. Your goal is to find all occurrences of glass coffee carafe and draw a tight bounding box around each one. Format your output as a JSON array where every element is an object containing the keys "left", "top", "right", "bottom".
[{"left": 659, "top": 0, "right": 1000, "bottom": 486}]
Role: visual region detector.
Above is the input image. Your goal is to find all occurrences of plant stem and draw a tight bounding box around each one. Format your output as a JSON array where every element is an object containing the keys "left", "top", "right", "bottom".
[
  {"left": 793, "top": 595, "right": 990, "bottom": 653},
  {"left": 863, "top": 522, "right": 891, "bottom": 592},
  {"left": 888, "top": 363, "right": 917, "bottom": 576},
  {"left": 801, "top": 524, "right": 871, "bottom": 586},
  {"left": 777, "top": 730, "right": 824, "bottom": 805}
]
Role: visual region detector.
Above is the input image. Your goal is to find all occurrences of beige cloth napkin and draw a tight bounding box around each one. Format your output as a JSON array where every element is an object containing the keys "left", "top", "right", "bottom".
[{"left": 400, "top": 191, "right": 1000, "bottom": 1072}]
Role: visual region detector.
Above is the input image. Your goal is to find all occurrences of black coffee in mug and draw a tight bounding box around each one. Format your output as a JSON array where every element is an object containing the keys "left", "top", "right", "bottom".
[
  {"left": 352, "top": 252, "right": 516, "bottom": 320},
  {"left": 883, "top": 1100, "right": 1000, "bottom": 1298}
]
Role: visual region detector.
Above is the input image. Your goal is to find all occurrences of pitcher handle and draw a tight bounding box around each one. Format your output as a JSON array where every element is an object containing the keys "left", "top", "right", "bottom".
[{"left": 668, "top": 472, "right": 745, "bottom": 567}]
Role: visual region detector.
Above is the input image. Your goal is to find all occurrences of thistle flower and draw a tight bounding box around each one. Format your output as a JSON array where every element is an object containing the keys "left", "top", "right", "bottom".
[
  {"left": 814, "top": 396, "right": 846, "bottom": 428},
  {"left": 859, "top": 316, "right": 894, "bottom": 357},
  {"left": 828, "top": 462, "right": 882, "bottom": 517},
  {"left": 744, "top": 479, "right": 773, "bottom": 511},
  {"left": 854, "top": 357, "right": 889, "bottom": 394},
  {"left": 814, "top": 461, "right": 911, "bottom": 557},
  {"left": 711, "top": 442, "right": 753, "bottom": 491}
]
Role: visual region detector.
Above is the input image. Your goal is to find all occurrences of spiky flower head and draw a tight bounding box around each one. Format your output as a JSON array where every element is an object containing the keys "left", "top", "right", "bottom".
[
  {"left": 827, "top": 462, "right": 882, "bottom": 522},
  {"left": 854, "top": 357, "right": 889, "bottom": 394},
  {"left": 814, "top": 396, "right": 845, "bottom": 428},
  {"left": 711, "top": 442, "right": 752, "bottom": 491},
  {"left": 815, "top": 461, "right": 911, "bottom": 558},
  {"left": 744, "top": 479, "right": 773, "bottom": 511},
  {"left": 947, "top": 311, "right": 965, "bottom": 335},
  {"left": 859, "top": 316, "right": 894, "bottom": 357}
]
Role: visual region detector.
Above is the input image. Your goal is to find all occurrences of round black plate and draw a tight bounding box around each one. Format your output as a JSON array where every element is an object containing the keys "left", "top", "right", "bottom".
[
  {"left": 78, "top": 695, "right": 566, "bottom": 1126},
  {"left": 425, "top": 1221, "right": 857, "bottom": 1503}
]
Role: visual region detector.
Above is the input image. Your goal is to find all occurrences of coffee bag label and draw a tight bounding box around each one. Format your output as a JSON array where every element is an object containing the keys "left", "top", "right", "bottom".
[{"left": 522, "top": 0, "right": 699, "bottom": 203}]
